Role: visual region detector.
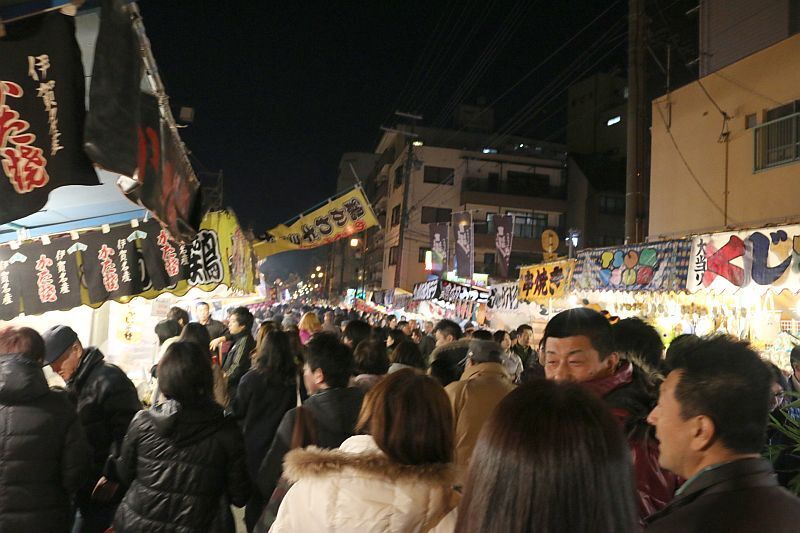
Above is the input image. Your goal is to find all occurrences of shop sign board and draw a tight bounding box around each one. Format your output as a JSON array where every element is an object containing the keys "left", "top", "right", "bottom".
[
  {"left": 488, "top": 283, "right": 519, "bottom": 310},
  {"left": 572, "top": 240, "right": 691, "bottom": 292},
  {"left": 412, "top": 278, "right": 489, "bottom": 304},
  {"left": 519, "top": 259, "right": 575, "bottom": 302},
  {"left": 687, "top": 223, "right": 800, "bottom": 294}
]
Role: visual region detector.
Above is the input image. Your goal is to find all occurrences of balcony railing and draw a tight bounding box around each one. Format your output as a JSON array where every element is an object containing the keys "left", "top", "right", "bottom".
[
  {"left": 462, "top": 176, "right": 567, "bottom": 200},
  {"left": 754, "top": 112, "right": 800, "bottom": 171}
]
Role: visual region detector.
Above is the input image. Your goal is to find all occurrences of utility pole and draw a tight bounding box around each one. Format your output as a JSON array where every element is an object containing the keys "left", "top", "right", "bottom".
[
  {"left": 388, "top": 111, "right": 422, "bottom": 289},
  {"left": 625, "top": 0, "right": 648, "bottom": 243}
]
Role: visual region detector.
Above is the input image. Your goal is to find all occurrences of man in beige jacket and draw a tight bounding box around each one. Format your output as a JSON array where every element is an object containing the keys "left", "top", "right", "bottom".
[{"left": 445, "top": 339, "right": 515, "bottom": 485}]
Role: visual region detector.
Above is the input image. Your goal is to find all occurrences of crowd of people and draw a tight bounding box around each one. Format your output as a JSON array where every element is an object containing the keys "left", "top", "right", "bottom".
[{"left": 1, "top": 301, "right": 800, "bottom": 532}]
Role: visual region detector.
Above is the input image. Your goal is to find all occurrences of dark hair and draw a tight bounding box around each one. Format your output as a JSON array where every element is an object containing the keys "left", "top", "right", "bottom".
[
  {"left": 230, "top": 306, "right": 254, "bottom": 331},
  {"left": 158, "top": 341, "right": 214, "bottom": 406},
  {"left": 396, "top": 320, "right": 409, "bottom": 330},
  {"left": 305, "top": 333, "right": 354, "bottom": 388},
  {"left": 492, "top": 330, "right": 509, "bottom": 345},
  {"left": 516, "top": 324, "right": 533, "bottom": 334},
  {"left": 179, "top": 323, "right": 212, "bottom": 356},
  {"left": 767, "top": 362, "right": 789, "bottom": 392},
  {"left": 357, "top": 369, "right": 453, "bottom": 465},
  {"left": 471, "top": 329, "right": 492, "bottom": 341},
  {"left": 612, "top": 317, "right": 664, "bottom": 369},
  {"left": 665, "top": 334, "right": 700, "bottom": 368},
  {"left": 667, "top": 335, "right": 772, "bottom": 454},
  {"left": 433, "top": 319, "right": 462, "bottom": 341},
  {"left": 468, "top": 340, "right": 503, "bottom": 364},
  {"left": 791, "top": 345, "right": 800, "bottom": 371},
  {"left": 155, "top": 319, "right": 181, "bottom": 345},
  {"left": 456, "top": 381, "right": 636, "bottom": 533},
  {"left": 255, "top": 330, "right": 298, "bottom": 384},
  {"left": 343, "top": 319, "right": 372, "bottom": 348},
  {"left": 391, "top": 341, "right": 427, "bottom": 370},
  {"left": 195, "top": 301, "right": 210, "bottom": 309},
  {"left": 167, "top": 306, "right": 190, "bottom": 326},
  {"left": 386, "top": 329, "right": 408, "bottom": 348},
  {"left": 354, "top": 339, "right": 390, "bottom": 375},
  {"left": 540, "top": 307, "right": 614, "bottom": 360},
  {"left": 0, "top": 325, "right": 45, "bottom": 363}
]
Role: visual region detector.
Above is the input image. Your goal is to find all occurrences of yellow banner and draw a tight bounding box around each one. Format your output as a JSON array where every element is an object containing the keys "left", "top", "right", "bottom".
[
  {"left": 518, "top": 259, "right": 575, "bottom": 302},
  {"left": 254, "top": 186, "right": 379, "bottom": 259}
]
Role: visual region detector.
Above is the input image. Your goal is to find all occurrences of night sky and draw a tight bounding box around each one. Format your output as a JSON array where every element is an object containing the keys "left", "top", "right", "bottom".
[{"left": 139, "top": 0, "right": 631, "bottom": 238}]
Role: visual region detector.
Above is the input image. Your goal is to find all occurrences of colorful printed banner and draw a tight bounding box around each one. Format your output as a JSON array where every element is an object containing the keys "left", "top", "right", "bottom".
[
  {"left": 452, "top": 211, "right": 474, "bottom": 279},
  {"left": 0, "top": 210, "right": 256, "bottom": 318},
  {"left": 488, "top": 282, "right": 519, "bottom": 310},
  {"left": 429, "top": 222, "right": 448, "bottom": 274},
  {"left": 572, "top": 240, "right": 691, "bottom": 292},
  {"left": 0, "top": 13, "right": 99, "bottom": 224},
  {"left": 519, "top": 260, "right": 575, "bottom": 302},
  {"left": 494, "top": 215, "right": 513, "bottom": 278},
  {"left": 688, "top": 224, "right": 800, "bottom": 294},
  {"left": 412, "top": 278, "right": 489, "bottom": 304},
  {"left": 254, "top": 186, "right": 379, "bottom": 258}
]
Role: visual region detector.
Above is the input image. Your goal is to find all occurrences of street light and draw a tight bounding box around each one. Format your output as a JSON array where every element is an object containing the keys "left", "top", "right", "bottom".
[
  {"left": 315, "top": 265, "right": 322, "bottom": 272},
  {"left": 311, "top": 273, "right": 316, "bottom": 279},
  {"left": 350, "top": 238, "right": 360, "bottom": 247},
  {"left": 317, "top": 272, "right": 324, "bottom": 277},
  {"left": 566, "top": 229, "right": 581, "bottom": 260}
]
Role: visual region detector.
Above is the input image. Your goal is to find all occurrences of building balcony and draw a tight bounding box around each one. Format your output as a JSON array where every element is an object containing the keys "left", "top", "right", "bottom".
[{"left": 460, "top": 177, "right": 568, "bottom": 211}]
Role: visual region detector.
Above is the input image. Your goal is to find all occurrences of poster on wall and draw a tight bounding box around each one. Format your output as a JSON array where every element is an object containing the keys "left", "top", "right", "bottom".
[
  {"left": 572, "top": 240, "right": 691, "bottom": 292},
  {"left": 519, "top": 260, "right": 575, "bottom": 302},
  {"left": 687, "top": 224, "right": 800, "bottom": 294}
]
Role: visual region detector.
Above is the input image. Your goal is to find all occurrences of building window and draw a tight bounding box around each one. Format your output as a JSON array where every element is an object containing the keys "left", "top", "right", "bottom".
[
  {"left": 599, "top": 195, "right": 625, "bottom": 215},
  {"left": 418, "top": 247, "right": 430, "bottom": 263},
  {"left": 388, "top": 246, "right": 399, "bottom": 266},
  {"left": 420, "top": 206, "right": 452, "bottom": 224},
  {"left": 394, "top": 165, "right": 404, "bottom": 188},
  {"left": 508, "top": 211, "right": 548, "bottom": 239},
  {"left": 506, "top": 170, "right": 550, "bottom": 196},
  {"left": 390, "top": 205, "right": 401, "bottom": 226},
  {"left": 754, "top": 101, "right": 800, "bottom": 171},
  {"left": 745, "top": 113, "right": 757, "bottom": 129},
  {"left": 423, "top": 165, "right": 454, "bottom": 184}
]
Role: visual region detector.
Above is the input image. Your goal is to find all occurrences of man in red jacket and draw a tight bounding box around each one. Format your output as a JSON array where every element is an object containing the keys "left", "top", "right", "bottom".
[{"left": 541, "top": 307, "right": 678, "bottom": 521}]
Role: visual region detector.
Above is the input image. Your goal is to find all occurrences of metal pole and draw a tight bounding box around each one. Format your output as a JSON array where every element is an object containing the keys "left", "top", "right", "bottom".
[{"left": 625, "top": 0, "right": 647, "bottom": 243}]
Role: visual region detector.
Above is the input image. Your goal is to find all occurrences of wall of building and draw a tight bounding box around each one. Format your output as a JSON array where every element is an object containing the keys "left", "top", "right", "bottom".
[{"left": 649, "top": 34, "right": 800, "bottom": 238}]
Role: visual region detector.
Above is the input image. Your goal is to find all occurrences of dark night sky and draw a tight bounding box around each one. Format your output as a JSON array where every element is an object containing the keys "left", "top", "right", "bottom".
[{"left": 139, "top": 0, "right": 635, "bottom": 238}]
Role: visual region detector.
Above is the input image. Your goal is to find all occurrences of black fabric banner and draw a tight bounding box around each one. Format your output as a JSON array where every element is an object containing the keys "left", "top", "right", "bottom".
[
  {"left": 81, "top": 225, "right": 142, "bottom": 304},
  {"left": 0, "top": 246, "right": 23, "bottom": 320},
  {"left": 138, "top": 220, "right": 189, "bottom": 290},
  {"left": 429, "top": 222, "right": 448, "bottom": 274},
  {"left": 494, "top": 215, "right": 513, "bottom": 279},
  {"left": 0, "top": 13, "right": 99, "bottom": 224},
  {"left": 83, "top": 0, "right": 141, "bottom": 177},
  {"left": 16, "top": 238, "right": 82, "bottom": 315},
  {"left": 452, "top": 211, "right": 473, "bottom": 279}
]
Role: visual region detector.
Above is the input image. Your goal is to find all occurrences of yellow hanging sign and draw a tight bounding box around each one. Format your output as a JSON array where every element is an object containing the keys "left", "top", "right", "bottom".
[{"left": 518, "top": 259, "right": 576, "bottom": 302}]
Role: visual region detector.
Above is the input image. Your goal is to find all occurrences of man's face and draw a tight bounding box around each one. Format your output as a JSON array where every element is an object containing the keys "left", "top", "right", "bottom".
[
  {"left": 228, "top": 316, "right": 245, "bottom": 335},
  {"left": 401, "top": 323, "right": 412, "bottom": 336},
  {"left": 303, "top": 362, "right": 324, "bottom": 394},
  {"left": 518, "top": 329, "right": 531, "bottom": 347},
  {"left": 434, "top": 330, "right": 453, "bottom": 347},
  {"left": 49, "top": 342, "right": 82, "bottom": 381},
  {"left": 647, "top": 370, "right": 696, "bottom": 478},
  {"left": 424, "top": 322, "right": 434, "bottom": 334},
  {"left": 543, "top": 335, "right": 616, "bottom": 383},
  {"left": 195, "top": 304, "right": 210, "bottom": 323}
]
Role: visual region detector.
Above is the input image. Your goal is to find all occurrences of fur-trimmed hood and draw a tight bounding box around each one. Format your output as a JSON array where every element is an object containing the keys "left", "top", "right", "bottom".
[{"left": 283, "top": 435, "right": 455, "bottom": 486}]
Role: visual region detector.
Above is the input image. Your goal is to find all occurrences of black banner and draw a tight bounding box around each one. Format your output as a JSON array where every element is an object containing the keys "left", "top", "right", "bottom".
[
  {"left": 138, "top": 220, "right": 188, "bottom": 290},
  {"left": 495, "top": 215, "right": 513, "bottom": 279},
  {"left": 429, "top": 222, "right": 448, "bottom": 274},
  {"left": 16, "top": 238, "right": 82, "bottom": 315},
  {"left": 81, "top": 225, "right": 142, "bottom": 304},
  {"left": 0, "top": 13, "right": 99, "bottom": 224},
  {"left": 0, "top": 246, "right": 23, "bottom": 320},
  {"left": 452, "top": 212, "right": 473, "bottom": 279}
]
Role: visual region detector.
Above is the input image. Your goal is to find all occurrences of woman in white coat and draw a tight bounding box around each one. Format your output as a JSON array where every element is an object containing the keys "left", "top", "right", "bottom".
[{"left": 270, "top": 369, "right": 458, "bottom": 532}]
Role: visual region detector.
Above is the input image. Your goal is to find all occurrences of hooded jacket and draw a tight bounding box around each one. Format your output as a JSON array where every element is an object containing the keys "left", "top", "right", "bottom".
[
  {"left": 271, "top": 435, "right": 458, "bottom": 532},
  {"left": 0, "top": 355, "right": 92, "bottom": 532},
  {"left": 113, "top": 399, "right": 250, "bottom": 532},
  {"left": 445, "top": 361, "right": 515, "bottom": 484},
  {"left": 583, "top": 360, "right": 679, "bottom": 521},
  {"left": 429, "top": 339, "right": 471, "bottom": 387}
]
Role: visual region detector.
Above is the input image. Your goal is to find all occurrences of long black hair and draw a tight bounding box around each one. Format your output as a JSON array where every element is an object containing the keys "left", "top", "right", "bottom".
[
  {"left": 255, "top": 330, "right": 298, "bottom": 384},
  {"left": 456, "top": 380, "right": 637, "bottom": 533}
]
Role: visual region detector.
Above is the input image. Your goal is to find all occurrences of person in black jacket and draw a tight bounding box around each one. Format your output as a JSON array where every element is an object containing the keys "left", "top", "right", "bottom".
[
  {"left": 231, "top": 330, "right": 300, "bottom": 532},
  {"left": 0, "top": 325, "right": 92, "bottom": 532},
  {"left": 257, "top": 333, "right": 364, "bottom": 503},
  {"left": 221, "top": 306, "right": 256, "bottom": 395},
  {"left": 113, "top": 341, "right": 250, "bottom": 532},
  {"left": 42, "top": 325, "right": 141, "bottom": 533}
]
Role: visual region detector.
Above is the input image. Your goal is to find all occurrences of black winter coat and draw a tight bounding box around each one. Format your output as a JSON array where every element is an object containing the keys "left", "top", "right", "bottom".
[
  {"left": 68, "top": 347, "right": 141, "bottom": 486},
  {"left": 222, "top": 332, "right": 254, "bottom": 394},
  {"left": 230, "top": 370, "right": 297, "bottom": 481},
  {"left": 113, "top": 399, "right": 250, "bottom": 532},
  {"left": 644, "top": 458, "right": 800, "bottom": 532},
  {"left": 0, "top": 355, "right": 91, "bottom": 532},
  {"left": 257, "top": 387, "right": 364, "bottom": 499}
]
